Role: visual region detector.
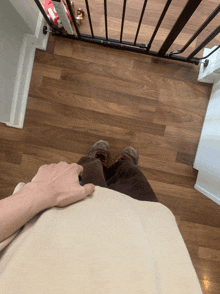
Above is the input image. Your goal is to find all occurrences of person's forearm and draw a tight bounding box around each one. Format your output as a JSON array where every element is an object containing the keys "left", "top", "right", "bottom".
[{"left": 0, "top": 182, "right": 51, "bottom": 243}]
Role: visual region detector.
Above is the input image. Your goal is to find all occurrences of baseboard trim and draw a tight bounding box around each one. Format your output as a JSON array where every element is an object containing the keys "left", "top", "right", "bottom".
[
  {"left": 195, "top": 184, "right": 220, "bottom": 205},
  {"left": 5, "top": 13, "right": 49, "bottom": 129},
  {"left": 194, "top": 170, "right": 220, "bottom": 205}
]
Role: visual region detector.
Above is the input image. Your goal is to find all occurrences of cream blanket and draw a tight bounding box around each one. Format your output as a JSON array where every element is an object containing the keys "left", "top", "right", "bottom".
[{"left": 0, "top": 183, "right": 203, "bottom": 293}]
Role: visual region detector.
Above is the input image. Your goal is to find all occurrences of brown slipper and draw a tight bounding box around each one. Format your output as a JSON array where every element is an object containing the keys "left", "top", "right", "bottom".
[
  {"left": 87, "top": 140, "right": 110, "bottom": 167},
  {"left": 116, "top": 146, "right": 139, "bottom": 165}
]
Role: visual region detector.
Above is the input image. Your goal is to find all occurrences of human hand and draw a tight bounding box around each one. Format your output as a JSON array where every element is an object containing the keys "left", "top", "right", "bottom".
[{"left": 30, "top": 161, "right": 95, "bottom": 208}]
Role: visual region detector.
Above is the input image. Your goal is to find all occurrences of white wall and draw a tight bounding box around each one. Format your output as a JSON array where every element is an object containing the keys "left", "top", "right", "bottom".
[
  {"left": 194, "top": 79, "right": 220, "bottom": 178},
  {"left": 0, "top": 0, "right": 31, "bottom": 122},
  {"left": 0, "top": 0, "right": 49, "bottom": 128},
  {"left": 194, "top": 47, "right": 220, "bottom": 205},
  {"left": 8, "top": 0, "right": 39, "bottom": 34}
]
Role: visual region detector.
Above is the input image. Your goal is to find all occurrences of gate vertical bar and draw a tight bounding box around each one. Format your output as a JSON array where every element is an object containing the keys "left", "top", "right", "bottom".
[
  {"left": 158, "top": 0, "right": 202, "bottom": 56},
  {"left": 65, "top": 0, "right": 81, "bottom": 39},
  {"left": 85, "top": 0, "right": 94, "bottom": 38},
  {"left": 120, "top": 0, "right": 127, "bottom": 43},
  {"left": 104, "top": 0, "right": 108, "bottom": 40},
  {"left": 147, "top": 0, "right": 172, "bottom": 51},
  {"left": 134, "top": 0, "right": 149, "bottom": 45}
]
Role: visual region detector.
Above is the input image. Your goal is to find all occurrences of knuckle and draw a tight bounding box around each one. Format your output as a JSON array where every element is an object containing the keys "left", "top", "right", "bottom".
[
  {"left": 71, "top": 163, "right": 78, "bottom": 169},
  {"left": 40, "top": 164, "right": 48, "bottom": 170}
]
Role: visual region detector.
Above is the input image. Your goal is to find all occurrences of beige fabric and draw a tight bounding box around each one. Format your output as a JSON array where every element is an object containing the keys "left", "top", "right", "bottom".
[
  {"left": 0, "top": 183, "right": 203, "bottom": 294},
  {"left": 0, "top": 183, "right": 26, "bottom": 252}
]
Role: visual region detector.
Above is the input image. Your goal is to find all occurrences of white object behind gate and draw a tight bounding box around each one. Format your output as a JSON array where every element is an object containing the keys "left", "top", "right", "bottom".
[{"left": 52, "top": 0, "right": 74, "bottom": 34}]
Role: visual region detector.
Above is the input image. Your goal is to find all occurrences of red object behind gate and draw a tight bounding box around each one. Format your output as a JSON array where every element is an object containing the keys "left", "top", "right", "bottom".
[{"left": 43, "top": 0, "right": 72, "bottom": 28}]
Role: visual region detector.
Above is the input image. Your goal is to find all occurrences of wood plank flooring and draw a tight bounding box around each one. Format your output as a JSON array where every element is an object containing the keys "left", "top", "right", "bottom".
[{"left": 1, "top": 0, "right": 220, "bottom": 292}]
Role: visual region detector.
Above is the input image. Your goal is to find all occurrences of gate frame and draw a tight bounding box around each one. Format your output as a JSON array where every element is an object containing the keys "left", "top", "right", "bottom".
[{"left": 35, "top": 0, "right": 220, "bottom": 66}]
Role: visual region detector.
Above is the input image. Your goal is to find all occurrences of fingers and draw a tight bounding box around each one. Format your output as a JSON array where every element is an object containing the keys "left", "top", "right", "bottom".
[
  {"left": 81, "top": 183, "right": 95, "bottom": 198},
  {"left": 74, "top": 164, "right": 83, "bottom": 176}
]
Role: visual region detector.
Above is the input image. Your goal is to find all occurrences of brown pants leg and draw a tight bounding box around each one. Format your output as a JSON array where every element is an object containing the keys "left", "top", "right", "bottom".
[
  {"left": 77, "top": 156, "right": 158, "bottom": 202},
  {"left": 77, "top": 156, "right": 107, "bottom": 188}
]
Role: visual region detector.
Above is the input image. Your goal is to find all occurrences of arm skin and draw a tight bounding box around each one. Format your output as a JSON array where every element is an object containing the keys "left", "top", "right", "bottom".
[
  {"left": 0, "top": 182, "right": 50, "bottom": 243},
  {"left": 0, "top": 162, "right": 95, "bottom": 244}
]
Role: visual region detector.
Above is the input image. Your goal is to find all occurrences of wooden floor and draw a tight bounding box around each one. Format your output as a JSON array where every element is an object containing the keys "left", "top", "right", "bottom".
[{"left": 1, "top": 0, "right": 220, "bottom": 293}]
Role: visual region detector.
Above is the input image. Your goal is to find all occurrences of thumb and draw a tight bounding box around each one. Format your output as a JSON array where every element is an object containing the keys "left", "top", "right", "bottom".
[{"left": 82, "top": 183, "right": 95, "bottom": 198}]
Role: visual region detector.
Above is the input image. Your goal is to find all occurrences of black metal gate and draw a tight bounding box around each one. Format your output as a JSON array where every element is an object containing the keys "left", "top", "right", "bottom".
[{"left": 35, "top": 0, "right": 220, "bottom": 66}]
